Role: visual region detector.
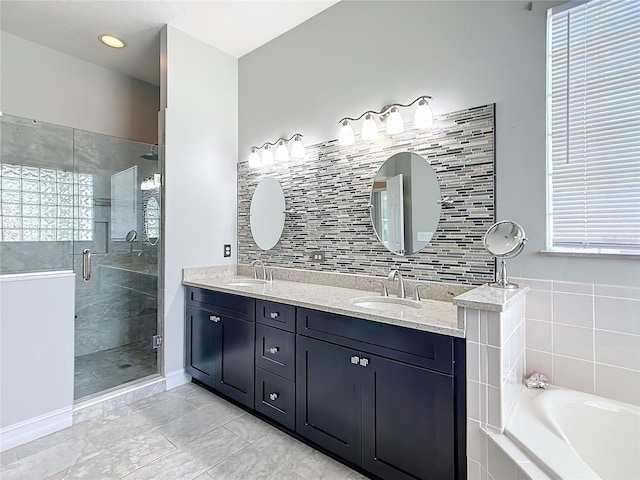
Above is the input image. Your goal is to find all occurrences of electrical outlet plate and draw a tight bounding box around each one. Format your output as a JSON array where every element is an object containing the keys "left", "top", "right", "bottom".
[
  {"left": 224, "top": 244, "right": 231, "bottom": 257},
  {"left": 310, "top": 251, "right": 325, "bottom": 262}
]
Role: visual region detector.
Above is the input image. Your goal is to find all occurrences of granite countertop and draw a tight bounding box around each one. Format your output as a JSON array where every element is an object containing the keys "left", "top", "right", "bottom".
[
  {"left": 183, "top": 270, "right": 464, "bottom": 338},
  {"left": 452, "top": 284, "right": 529, "bottom": 312}
]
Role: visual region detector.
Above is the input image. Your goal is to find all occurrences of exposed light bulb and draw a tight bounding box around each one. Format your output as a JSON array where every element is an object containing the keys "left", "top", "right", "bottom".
[
  {"left": 361, "top": 113, "right": 378, "bottom": 141},
  {"left": 413, "top": 99, "right": 433, "bottom": 129},
  {"left": 386, "top": 107, "right": 404, "bottom": 135},
  {"left": 275, "top": 140, "right": 289, "bottom": 162},
  {"left": 249, "top": 148, "right": 261, "bottom": 167},
  {"left": 291, "top": 135, "right": 305, "bottom": 158},
  {"left": 338, "top": 120, "right": 355, "bottom": 145},
  {"left": 261, "top": 146, "right": 274, "bottom": 165}
]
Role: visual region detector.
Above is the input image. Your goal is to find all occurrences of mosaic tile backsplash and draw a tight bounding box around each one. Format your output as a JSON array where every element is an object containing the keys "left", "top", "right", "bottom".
[{"left": 238, "top": 104, "right": 495, "bottom": 285}]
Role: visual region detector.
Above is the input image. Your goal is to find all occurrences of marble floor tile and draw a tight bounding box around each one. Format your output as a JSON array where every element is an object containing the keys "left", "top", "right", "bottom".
[
  {"left": 205, "top": 427, "right": 314, "bottom": 480},
  {"left": 163, "top": 383, "right": 238, "bottom": 411},
  {"left": 222, "top": 413, "right": 277, "bottom": 443},
  {"left": 159, "top": 403, "right": 245, "bottom": 447},
  {"left": 282, "top": 449, "right": 356, "bottom": 480},
  {"left": 0, "top": 421, "right": 95, "bottom": 469},
  {"left": 122, "top": 427, "right": 248, "bottom": 480},
  {"left": 45, "top": 430, "right": 175, "bottom": 479},
  {"left": 6, "top": 383, "right": 364, "bottom": 480},
  {"left": 0, "top": 432, "right": 98, "bottom": 480},
  {"left": 131, "top": 394, "right": 197, "bottom": 426},
  {"left": 265, "top": 469, "right": 309, "bottom": 480}
]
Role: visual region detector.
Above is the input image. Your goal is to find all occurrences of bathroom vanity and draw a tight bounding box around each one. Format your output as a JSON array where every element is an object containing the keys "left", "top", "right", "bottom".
[{"left": 183, "top": 272, "right": 466, "bottom": 480}]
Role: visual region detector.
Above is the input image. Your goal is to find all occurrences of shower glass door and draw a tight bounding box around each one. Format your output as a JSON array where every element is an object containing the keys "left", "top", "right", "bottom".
[
  {"left": 0, "top": 114, "right": 162, "bottom": 401},
  {"left": 72, "top": 128, "right": 162, "bottom": 400}
]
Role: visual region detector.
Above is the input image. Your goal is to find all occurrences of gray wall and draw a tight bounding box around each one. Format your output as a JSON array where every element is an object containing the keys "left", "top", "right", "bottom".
[
  {"left": 239, "top": 1, "right": 639, "bottom": 287},
  {"left": 1, "top": 31, "right": 159, "bottom": 144},
  {"left": 161, "top": 26, "right": 238, "bottom": 387}
]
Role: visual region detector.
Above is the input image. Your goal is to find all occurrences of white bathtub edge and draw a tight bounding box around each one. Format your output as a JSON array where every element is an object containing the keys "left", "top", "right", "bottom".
[{"left": 488, "top": 431, "right": 556, "bottom": 480}]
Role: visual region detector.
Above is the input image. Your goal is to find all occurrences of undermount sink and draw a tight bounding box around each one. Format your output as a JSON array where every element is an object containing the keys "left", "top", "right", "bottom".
[
  {"left": 350, "top": 296, "right": 421, "bottom": 313},
  {"left": 225, "top": 278, "right": 269, "bottom": 287}
]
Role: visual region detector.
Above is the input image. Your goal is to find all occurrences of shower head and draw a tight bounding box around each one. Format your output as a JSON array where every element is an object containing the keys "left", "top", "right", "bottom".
[{"left": 141, "top": 144, "right": 158, "bottom": 161}]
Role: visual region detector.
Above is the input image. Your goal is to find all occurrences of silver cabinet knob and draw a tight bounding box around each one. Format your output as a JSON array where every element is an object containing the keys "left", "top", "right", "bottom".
[
  {"left": 209, "top": 315, "right": 221, "bottom": 322},
  {"left": 268, "top": 347, "right": 280, "bottom": 354},
  {"left": 269, "top": 392, "right": 279, "bottom": 401},
  {"left": 359, "top": 358, "right": 369, "bottom": 367},
  {"left": 350, "top": 356, "right": 360, "bottom": 365},
  {"left": 269, "top": 312, "right": 279, "bottom": 319}
]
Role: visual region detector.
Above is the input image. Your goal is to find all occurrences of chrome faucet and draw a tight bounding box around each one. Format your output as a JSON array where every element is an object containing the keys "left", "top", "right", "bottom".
[
  {"left": 251, "top": 259, "right": 267, "bottom": 280},
  {"left": 387, "top": 270, "right": 406, "bottom": 299}
]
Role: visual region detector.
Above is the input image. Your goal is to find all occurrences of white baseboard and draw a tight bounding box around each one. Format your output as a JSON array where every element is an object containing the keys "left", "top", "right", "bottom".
[
  {"left": 165, "top": 369, "right": 191, "bottom": 390},
  {"left": 0, "top": 407, "right": 72, "bottom": 452}
]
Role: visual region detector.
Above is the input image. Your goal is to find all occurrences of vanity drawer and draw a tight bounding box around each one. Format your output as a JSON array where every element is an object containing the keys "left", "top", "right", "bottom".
[
  {"left": 256, "top": 300, "right": 296, "bottom": 332},
  {"left": 297, "top": 308, "right": 453, "bottom": 374},
  {"left": 255, "top": 367, "right": 295, "bottom": 430},
  {"left": 255, "top": 324, "right": 295, "bottom": 381},
  {"left": 185, "top": 287, "right": 255, "bottom": 321}
]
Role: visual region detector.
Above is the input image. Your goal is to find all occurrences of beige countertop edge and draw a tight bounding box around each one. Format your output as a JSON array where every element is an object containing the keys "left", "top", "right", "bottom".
[{"left": 182, "top": 277, "right": 465, "bottom": 339}]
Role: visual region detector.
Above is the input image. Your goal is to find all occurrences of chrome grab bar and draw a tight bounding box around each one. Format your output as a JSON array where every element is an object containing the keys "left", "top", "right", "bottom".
[{"left": 82, "top": 248, "right": 92, "bottom": 282}]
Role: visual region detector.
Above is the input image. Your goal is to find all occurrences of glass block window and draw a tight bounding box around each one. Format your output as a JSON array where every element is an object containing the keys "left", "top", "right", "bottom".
[{"left": 0, "top": 163, "right": 94, "bottom": 242}]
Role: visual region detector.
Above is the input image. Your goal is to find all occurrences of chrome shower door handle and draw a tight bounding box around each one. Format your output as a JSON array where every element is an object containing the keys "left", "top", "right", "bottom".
[{"left": 82, "top": 248, "right": 92, "bottom": 282}]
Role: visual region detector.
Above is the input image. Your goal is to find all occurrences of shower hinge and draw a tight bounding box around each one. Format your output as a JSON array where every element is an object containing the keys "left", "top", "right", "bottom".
[{"left": 152, "top": 335, "right": 163, "bottom": 349}]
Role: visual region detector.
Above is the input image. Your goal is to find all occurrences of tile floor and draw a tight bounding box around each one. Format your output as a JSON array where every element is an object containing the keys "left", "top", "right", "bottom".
[
  {"left": 74, "top": 341, "right": 158, "bottom": 400},
  {"left": 0, "top": 383, "right": 369, "bottom": 480}
]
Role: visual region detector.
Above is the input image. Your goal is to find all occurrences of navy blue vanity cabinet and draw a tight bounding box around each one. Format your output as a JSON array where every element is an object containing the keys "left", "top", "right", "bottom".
[
  {"left": 185, "top": 287, "right": 256, "bottom": 409},
  {"left": 296, "top": 307, "right": 463, "bottom": 480},
  {"left": 361, "top": 355, "right": 455, "bottom": 480},
  {"left": 254, "top": 300, "right": 297, "bottom": 430}
]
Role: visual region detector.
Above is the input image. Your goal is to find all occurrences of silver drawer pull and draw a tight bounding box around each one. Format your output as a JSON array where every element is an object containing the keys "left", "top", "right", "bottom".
[
  {"left": 359, "top": 358, "right": 369, "bottom": 367},
  {"left": 350, "top": 356, "right": 360, "bottom": 365},
  {"left": 210, "top": 315, "right": 221, "bottom": 322},
  {"left": 269, "top": 312, "right": 280, "bottom": 319},
  {"left": 269, "top": 392, "right": 279, "bottom": 401},
  {"left": 269, "top": 347, "right": 280, "bottom": 354}
]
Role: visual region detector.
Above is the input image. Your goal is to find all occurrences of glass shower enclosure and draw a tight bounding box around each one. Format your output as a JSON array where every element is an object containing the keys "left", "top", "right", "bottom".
[{"left": 0, "top": 113, "right": 162, "bottom": 401}]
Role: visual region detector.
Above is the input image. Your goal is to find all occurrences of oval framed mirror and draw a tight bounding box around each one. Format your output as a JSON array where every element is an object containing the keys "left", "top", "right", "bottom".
[
  {"left": 370, "top": 152, "right": 441, "bottom": 255},
  {"left": 250, "top": 177, "right": 286, "bottom": 250},
  {"left": 483, "top": 220, "right": 527, "bottom": 289},
  {"left": 144, "top": 197, "right": 160, "bottom": 246}
]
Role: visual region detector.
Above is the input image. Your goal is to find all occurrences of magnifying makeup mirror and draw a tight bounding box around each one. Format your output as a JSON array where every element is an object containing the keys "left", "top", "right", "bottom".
[{"left": 483, "top": 220, "right": 526, "bottom": 289}]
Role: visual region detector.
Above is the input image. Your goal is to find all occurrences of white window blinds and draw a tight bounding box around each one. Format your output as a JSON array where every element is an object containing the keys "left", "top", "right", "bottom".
[{"left": 547, "top": 0, "right": 640, "bottom": 253}]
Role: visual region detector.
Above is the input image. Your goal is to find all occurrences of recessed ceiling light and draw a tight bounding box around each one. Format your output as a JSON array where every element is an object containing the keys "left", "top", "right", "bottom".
[{"left": 99, "top": 35, "right": 126, "bottom": 49}]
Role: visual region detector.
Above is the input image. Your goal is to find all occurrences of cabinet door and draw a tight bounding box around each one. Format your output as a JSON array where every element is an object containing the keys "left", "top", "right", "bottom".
[
  {"left": 185, "top": 306, "right": 217, "bottom": 388},
  {"left": 296, "top": 335, "right": 362, "bottom": 465},
  {"left": 215, "top": 315, "right": 255, "bottom": 409},
  {"left": 362, "top": 355, "right": 455, "bottom": 480}
]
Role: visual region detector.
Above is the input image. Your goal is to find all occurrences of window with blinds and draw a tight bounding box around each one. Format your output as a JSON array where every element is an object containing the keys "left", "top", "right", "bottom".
[{"left": 547, "top": 0, "right": 640, "bottom": 254}]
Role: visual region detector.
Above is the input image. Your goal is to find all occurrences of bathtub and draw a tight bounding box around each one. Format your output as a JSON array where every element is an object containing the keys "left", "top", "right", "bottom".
[{"left": 505, "top": 386, "right": 640, "bottom": 480}]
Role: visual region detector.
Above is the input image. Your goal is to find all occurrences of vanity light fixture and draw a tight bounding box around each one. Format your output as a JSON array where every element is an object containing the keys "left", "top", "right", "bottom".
[
  {"left": 248, "top": 134, "right": 305, "bottom": 167},
  {"left": 337, "top": 95, "right": 433, "bottom": 146}
]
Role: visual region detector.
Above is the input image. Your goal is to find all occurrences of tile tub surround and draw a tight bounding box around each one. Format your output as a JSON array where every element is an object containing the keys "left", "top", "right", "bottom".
[
  {"left": 517, "top": 277, "right": 640, "bottom": 407},
  {"left": 453, "top": 285, "right": 528, "bottom": 480},
  {"left": 238, "top": 104, "right": 495, "bottom": 286},
  {"left": 183, "top": 268, "right": 463, "bottom": 337}
]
